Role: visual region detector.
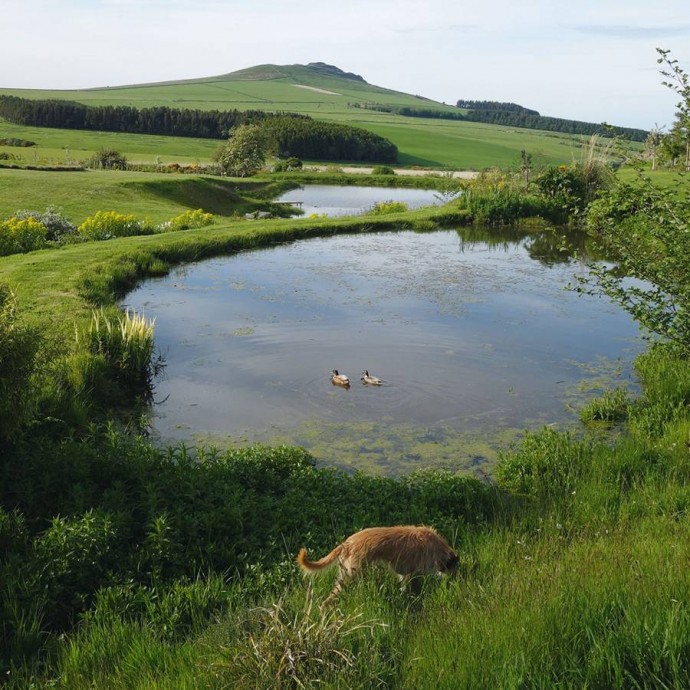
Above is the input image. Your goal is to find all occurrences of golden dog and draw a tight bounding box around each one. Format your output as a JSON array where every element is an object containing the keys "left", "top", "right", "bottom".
[{"left": 297, "top": 525, "right": 458, "bottom": 599}]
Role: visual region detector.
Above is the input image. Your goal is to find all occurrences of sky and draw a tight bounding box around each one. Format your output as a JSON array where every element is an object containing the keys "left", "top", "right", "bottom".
[{"left": 2, "top": 0, "right": 689, "bottom": 130}]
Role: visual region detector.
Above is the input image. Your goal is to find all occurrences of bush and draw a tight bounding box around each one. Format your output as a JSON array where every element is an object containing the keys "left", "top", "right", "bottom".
[
  {"left": 77, "top": 211, "right": 151, "bottom": 240},
  {"left": 368, "top": 200, "right": 409, "bottom": 215},
  {"left": 163, "top": 209, "right": 214, "bottom": 232},
  {"left": 273, "top": 156, "right": 303, "bottom": 172},
  {"left": 14, "top": 206, "right": 76, "bottom": 242},
  {"left": 88, "top": 149, "right": 127, "bottom": 170},
  {"left": 0, "top": 216, "right": 47, "bottom": 255},
  {"left": 372, "top": 165, "right": 396, "bottom": 175}
]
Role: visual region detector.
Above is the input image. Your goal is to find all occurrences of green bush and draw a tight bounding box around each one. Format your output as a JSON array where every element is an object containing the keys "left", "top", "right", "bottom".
[
  {"left": 272, "top": 156, "right": 303, "bottom": 172},
  {"left": 88, "top": 149, "right": 127, "bottom": 170},
  {"left": 368, "top": 200, "right": 409, "bottom": 215},
  {"left": 372, "top": 165, "right": 396, "bottom": 175}
]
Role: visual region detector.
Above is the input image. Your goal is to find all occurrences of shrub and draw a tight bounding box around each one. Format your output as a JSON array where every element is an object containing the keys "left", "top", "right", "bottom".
[
  {"left": 372, "top": 165, "right": 396, "bottom": 175},
  {"left": 368, "top": 200, "right": 409, "bottom": 215},
  {"left": 77, "top": 211, "right": 150, "bottom": 240},
  {"left": 14, "top": 206, "right": 76, "bottom": 242},
  {"left": 273, "top": 156, "right": 303, "bottom": 172},
  {"left": 0, "top": 216, "right": 47, "bottom": 255},
  {"left": 164, "top": 209, "right": 214, "bottom": 232},
  {"left": 88, "top": 149, "right": 127, "bottom": 170}
]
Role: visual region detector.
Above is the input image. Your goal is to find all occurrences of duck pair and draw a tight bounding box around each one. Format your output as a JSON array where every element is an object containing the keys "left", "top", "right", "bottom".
[{"left": 331, "top": 369, "right": 383, "bottom": 387}]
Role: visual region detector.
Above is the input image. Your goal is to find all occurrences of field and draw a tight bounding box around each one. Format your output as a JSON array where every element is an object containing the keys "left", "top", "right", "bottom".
[{"left": 0, "top": 63, "right": 628, "bottom": 170}]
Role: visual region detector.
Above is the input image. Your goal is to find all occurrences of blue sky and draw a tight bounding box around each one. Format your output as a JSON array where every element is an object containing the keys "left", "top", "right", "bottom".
[{"left": 2, "top": 0, "right": 689, "bottom": 129}]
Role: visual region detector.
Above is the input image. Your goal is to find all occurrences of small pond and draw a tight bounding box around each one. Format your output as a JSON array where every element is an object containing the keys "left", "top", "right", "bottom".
[
  {"left": 275, "top": 184, "right": 443, "bottom": 217},
  {"left": 124, "top": 227, "right": 643, "bottom": 475}
]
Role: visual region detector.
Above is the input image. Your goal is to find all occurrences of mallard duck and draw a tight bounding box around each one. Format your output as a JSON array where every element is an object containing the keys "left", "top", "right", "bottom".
[
  {"left": 361, "top": 370, "right": 383, "bottom": 385},
  {"left": 331, "top": 369, "right": 350, "bottom": 387}
]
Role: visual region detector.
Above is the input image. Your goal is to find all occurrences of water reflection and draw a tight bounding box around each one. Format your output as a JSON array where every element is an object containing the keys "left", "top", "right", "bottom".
[
  {"left": 276, "top": 184, "right": 442, "bottom": 217},
  {"left": 123, "top": 227, "right": 642, "bottom": 474}
]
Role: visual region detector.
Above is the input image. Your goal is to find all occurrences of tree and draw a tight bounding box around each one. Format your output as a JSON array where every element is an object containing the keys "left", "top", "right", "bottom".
[
  {"left": 643, "top": 126, "right": 663, "bottom": 170},
  {"left": 658, "top": 48, "right": 690, "bottom": 170},
  {"left": 584, "top": 49, "right": 690, "bottom": 350},
  {"left": 216, "top": 124, "right": 268, "bottom": 177}
]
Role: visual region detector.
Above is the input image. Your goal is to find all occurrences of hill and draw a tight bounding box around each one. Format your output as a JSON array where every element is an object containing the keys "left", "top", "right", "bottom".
[{"left": 0, "top": 62, "right": 640, "bottom": 169}]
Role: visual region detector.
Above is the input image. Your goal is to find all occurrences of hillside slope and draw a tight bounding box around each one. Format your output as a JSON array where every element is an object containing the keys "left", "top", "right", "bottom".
[{"left": 0, "top": 62, "right": 628, "bottom": 169}]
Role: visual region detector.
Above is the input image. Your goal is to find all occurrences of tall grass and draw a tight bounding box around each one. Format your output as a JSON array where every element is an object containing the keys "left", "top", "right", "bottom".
[{"left": 76, "top": 307, "right": 163, "bottom": 398}]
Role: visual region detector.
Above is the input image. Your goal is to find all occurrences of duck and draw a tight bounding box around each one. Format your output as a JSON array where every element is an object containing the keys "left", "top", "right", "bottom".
[
  {"left": 331, "top": 369, "right": 351, "bottom": 387},
  {"left": 361, "top": 370, "right": 383, "bottom": 386}
]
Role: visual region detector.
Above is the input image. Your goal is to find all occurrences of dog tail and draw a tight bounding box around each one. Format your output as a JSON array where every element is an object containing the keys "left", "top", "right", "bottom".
[{"left": 296, "top": 545, "right": 342, "bottom": 573}]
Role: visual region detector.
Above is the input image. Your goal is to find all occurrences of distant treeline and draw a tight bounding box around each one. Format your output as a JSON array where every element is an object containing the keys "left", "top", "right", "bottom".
[
  {"left": 350, "top": 99, "right": 648, "bottom": 142},
  {"left": 0, "top": 96, "right": 398, "bottom": 163},
  {"left": 263, "top": 116, "right": 397, "bottom": 162}
]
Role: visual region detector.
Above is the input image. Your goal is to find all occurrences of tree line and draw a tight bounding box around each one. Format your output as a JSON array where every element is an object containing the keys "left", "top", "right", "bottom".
[
  {"left": 349, "top": 99, "right": 648, "bottom": 142},
  {"left": 0, "top": 96, "right": 398, "bottom": 163}
]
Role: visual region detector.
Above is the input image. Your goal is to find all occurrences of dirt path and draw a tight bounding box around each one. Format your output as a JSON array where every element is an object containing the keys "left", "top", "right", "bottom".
[{"left": 304, "top": 165, "right": 478, "bottom": 179}]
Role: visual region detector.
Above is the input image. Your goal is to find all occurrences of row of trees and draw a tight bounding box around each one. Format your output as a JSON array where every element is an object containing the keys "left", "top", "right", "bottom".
[
  {"left": 0, "top": 96, "right": 281, "bottom": 138},
  {"left": 349, "top": 98, "right": 648, "bottom": 141},
  {"left": 0, "top": 96, "right": 398, "bottom": 163}
]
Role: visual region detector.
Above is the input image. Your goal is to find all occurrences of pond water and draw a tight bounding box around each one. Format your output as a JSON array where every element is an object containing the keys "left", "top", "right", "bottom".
[
  {"left": 124, "top": 227, "right": 643, "bottom": 475},
  {"left": 275, "top": 184, "right": 443, "bottom": 217}
]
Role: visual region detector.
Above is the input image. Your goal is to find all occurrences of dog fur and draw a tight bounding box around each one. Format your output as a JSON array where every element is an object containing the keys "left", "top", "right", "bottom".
[{"left": 297, "top": 525, "right": 458, "bottom": 599}]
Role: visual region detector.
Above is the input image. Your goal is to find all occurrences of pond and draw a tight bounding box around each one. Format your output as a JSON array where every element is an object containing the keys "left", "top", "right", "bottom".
[
  {"left": 123, "top": 227, "right": 643, "bottom": 476},
  {"left": 275, "top": 184, "right": 443, "bottom": 217}
]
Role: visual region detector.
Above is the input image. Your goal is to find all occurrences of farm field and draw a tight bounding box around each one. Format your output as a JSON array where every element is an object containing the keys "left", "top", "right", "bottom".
[{"left": 0, "top": 63, "right": 630, "bottom": 170}]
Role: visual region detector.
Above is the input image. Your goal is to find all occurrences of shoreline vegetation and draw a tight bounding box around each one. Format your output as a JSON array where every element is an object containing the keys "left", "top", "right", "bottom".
[{"left": 2, "top": 51, "right": 690, "bottom": 688}]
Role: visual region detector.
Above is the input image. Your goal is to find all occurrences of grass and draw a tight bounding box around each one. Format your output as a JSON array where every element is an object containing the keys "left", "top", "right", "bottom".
[
  {"left": 2, "top": 157, "right": 690, "bottom": 686},
  {"left": 0, "top": 168, "right": 297, "bottom": 224}
]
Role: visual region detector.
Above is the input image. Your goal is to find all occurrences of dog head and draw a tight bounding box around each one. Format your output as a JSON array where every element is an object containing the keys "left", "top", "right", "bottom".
[{"left": 441, "top": 551, "right": 459, "bottom": 575}]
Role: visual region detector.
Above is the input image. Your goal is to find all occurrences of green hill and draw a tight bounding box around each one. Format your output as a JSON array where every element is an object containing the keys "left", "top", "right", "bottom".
[{"left": 0, "top": 62, "right": 635, "bottom": 169}]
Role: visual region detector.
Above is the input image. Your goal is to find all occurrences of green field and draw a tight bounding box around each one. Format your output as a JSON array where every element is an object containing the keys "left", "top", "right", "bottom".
[{"left": 0, "top": 63, "right": 623, "bottom": 170}]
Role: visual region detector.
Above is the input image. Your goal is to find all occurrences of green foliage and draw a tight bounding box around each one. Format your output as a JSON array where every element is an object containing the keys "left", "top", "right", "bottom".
[
  {"left": 216, "top": 124, "right": 267, "bottom": 177},
  {"left": 77, "top": 210, "right": 151, "bottom": 240},
  {"left": 495, "top": 427, "right": 594, "bottom": 499},
  {"left": 372, "top": 165, "right": 396, "bottom": 175},
  {"left": 368, "top": 200, "right": 409, "bottom": 215},
  {"left": 88, "top": 148, "right": 128, "bottom": 170},
  {"left": 580, "top": 387, "right": 631, "bottom": 424},
  {"left": 272, "top": 156, "right": 303, "bottom": 172},
  {"left": 0, "top": 284, "right": 39, "bottom": 439},
  {"left": 583, "top": 51, "right": 690, "bottom": 350},
  {"left": 585, "top": 177, "right": 690, "bottom": 348},
  {"left": 75, "top": 308, "right": 163, "bottom": 397}
]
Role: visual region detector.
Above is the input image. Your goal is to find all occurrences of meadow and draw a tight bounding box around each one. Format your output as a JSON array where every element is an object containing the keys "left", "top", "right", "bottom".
[{"left": 0, "top": 61, "right": 626, "bottom": 170}]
